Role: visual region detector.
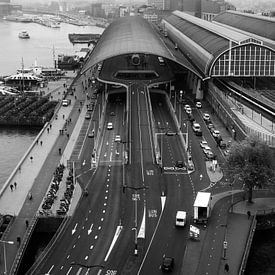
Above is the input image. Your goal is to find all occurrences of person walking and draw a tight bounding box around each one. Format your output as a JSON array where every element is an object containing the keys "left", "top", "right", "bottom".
[
  {"left": 10, "top": 184, "right": 13, "bottom": 191},
  {"left": 224, "top": 263, "right": 229, "bottom": 273},
  {"left": 16, "top": 236, "right": 21, "bottom": 246},
  {"left": 14, "top": 182, "right": 17, "bottom": 189},
  {"left": 40, "top": 140, "right": 43, "bottom": 146},
  {"left": 30, "top": 156, "right": 33, "bottom": 162},
  {"left": 25, "top": 220, "right": 29, "bottom": 228}
]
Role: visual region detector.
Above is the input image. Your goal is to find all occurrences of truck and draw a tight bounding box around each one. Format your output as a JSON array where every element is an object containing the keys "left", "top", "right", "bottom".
[{"left": 193, "top": 192, "right": 211, "bottom": 224}]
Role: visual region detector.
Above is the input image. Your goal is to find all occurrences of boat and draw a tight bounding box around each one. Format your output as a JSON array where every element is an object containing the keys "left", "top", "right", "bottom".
[
  {"left": 68, "top": 33, "right": 101, "bottom": 45},
  {"left": 4, "top": 15, "right": 32, "bottom": 23},
  {"left": 17, "top": 66, "right": 65, "bottom": 78},
  {"left": 18, "top": 31, "right": 30, "bottom": 39}
]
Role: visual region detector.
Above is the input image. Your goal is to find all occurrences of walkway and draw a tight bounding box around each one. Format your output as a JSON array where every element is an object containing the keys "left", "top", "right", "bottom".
[{"left": 0, "top": 74, "right": 88, "bottom": 275}]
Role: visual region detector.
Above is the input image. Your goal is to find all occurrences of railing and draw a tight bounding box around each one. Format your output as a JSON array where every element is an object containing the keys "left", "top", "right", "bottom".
[
  {"left": 238, "top": 214, "right": 257, "bottom": 275},
  {"left": 9, "top": 216, "right": 39, "bottom": 275}
]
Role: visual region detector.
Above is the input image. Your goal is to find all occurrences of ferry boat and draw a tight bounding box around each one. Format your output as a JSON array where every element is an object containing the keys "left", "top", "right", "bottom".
[{"left": 18, "top": 31, "right": 30, "bottom": 39}]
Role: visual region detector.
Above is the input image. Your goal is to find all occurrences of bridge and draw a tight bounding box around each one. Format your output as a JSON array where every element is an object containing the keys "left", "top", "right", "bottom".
[{"left": 0, "top": 11, "right": 275, "bottom": 275}]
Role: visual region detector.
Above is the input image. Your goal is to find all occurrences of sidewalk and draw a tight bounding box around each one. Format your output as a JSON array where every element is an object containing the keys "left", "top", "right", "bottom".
[{"left": 0, "top": 74, "right": 87, "bottom": 275}]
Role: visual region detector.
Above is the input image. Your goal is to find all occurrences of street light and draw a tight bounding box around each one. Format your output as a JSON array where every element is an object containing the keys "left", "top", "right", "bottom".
[
  {"left": 123, "top": 185, "right": 148, "bottom": 256},
  {"left": 0, "top": 239, "right": 14, "bottom": 274}
]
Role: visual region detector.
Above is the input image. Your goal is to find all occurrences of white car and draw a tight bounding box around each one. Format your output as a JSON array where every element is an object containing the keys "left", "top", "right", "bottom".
[
  {"left": 184, "top": 104, "right": 191, "bottom": 110},
  {"left": 196, "top": 101, "right": 202, "bottom": 108},
  {"left": 185, "top": 107, "right": 192, "bottom": 114},
  {"left": 107, "top": 122, "right": 113, "bottom": 130},
  {"left": 114, "top": 135, "right": 121, "bottom": 142},
  {"left": 200, "top": 140, "right": 208, "bottom": 149},
  {"left": 203, "top": 113, "right": 210, "bottom": 121},
  {"left": 203, "top": 145, "right": 212, "bottom": 154},
  {"left": 212, "top": 130, "right": 220, "bottom": 138}
]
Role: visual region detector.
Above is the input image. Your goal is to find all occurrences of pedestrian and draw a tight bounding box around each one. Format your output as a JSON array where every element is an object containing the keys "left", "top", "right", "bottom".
[
  {"left": 78, "top": 108, "right": 81, "bottom": 113},
  {"left": 36, "top": 140, "right": 39, "bottom": 145},
  {"left": 58, "top": 148, "right": 61, "bottom": 155},
  {"left": 67, "top": 133, "right": 70, "bottom": 138},
  {"left": 50, "top": 124, "right": 52, "bottom": 129},
  {"left": 40, "top": 140, "right": 43, "bottom": 146},
  {"left": 10, "top": 184, "right": 13, "bottom": 191},
  {"left": 16, "top": 236, "right": 21, "bottom": 246},
  {"left": 69, "top": 118, "right": 72, "bottom": 123},
  {"left": 63, "top": 114, "right": 65, "bottom": 119},
  {"left": 247, "top": 210, "right": 251, "bottom": 219},
  {"left": 47, "top": 128, "right": 49, "bottom": 134},
  {"left": 25, "top": 220, "right": 29, "bottom": 228},
  {"left": 224, "top": 263, "right": 229, "bottom": 273},
  {"left": 14, "top": 182, "right": 17, "bottom": 189},
  {"left": 30, "top": 156, "right": 33, "bottom": 162},
  {"left": 18, "top": 166, "right": 21, "bottom": 173}
]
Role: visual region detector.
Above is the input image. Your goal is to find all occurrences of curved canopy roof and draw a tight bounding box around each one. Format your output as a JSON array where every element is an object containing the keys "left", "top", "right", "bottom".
[
  {"left": 213, "top": 11, "right": 275, "bottom": 42},
  {"left": 163, "top": 10, "right": 275, "bottom": 77},
  {"left": 80, "top": 15, "right": 200, "bottom": 77}
]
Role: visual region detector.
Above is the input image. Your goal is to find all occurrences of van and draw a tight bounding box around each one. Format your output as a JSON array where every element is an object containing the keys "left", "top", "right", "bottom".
[
  {"left": 176, "top": 211, "right": 187, "bottom": 227},
  {"left": 158, "top": 56, "right": 165, "bottom": 65}
]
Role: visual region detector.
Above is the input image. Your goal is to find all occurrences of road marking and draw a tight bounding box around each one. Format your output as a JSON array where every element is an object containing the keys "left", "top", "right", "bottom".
[
  {"left": 88, "top": 224, "right": 93, "bottom": 235},
  {"left": 138, "top": 196, "right": 166, "bottom": 274},
  {"left": 82, "top": 160, "right": 86, "bottom": 166},
  {"left": 138, "top": 206, "right": 146, "bottom": 239},
  {"left": 67, "top": 254, "right": 70, "bottom": 259},
  {"left": 105, "top": 196, "right": 107, "bottom": 200},
  {"left": 110, "top": 152, "right": 112, "bottom": 161},
  {"left": 46, "top": 265, "right": 54, "bottom": 274},
  {"left": 72, "top": 223, "right": 78, "bottom": 235},
  {"left": 95, "top": 235, "right": 98, "bottom": 239},
  {"left": 85, "top": 256, "right": 88, "bottom": 260},
  {"left": 90, "top": 245, "right": 94, "bottom": 249},
  {"left": 66, "top": 267, "right": 72, "bottom": 275},
  {"left": 103, "top": 209, "right": 106, "bottom": 213},
  {"left": 76, "top": 268, "right": 82, "bottom": 275},
  {"left": 104, "top": 226, "right": 123, "bottom": 262}
]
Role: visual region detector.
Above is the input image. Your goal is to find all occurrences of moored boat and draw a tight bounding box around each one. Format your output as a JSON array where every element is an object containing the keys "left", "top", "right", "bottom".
[{"left": 18, "top": 31, "right": 30, "bottom": 39}]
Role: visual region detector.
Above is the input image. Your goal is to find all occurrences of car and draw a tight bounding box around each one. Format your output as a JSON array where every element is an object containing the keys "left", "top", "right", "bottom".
[
  {"left": 88, "top": 129, "right": 95, "bottom": 138},
  {"left": 185, "top": 107, "right": 192, "bottom": 114},
  {"left": 107, "top": 122, "right": 113, "bottom": 130},
  {"left": 205, "top": 150, "right": 215, "bottom": 160},
  {"left": 85, "top": 113, "right": 91, "bottom": 120},
  {"left": 219, "top": 140, "right": 227, "bottom": 149},
  {"left": 195, "top": 101, "right": 202, "bottom": 108},
  {"left": 203, "top": 113, "right": 210, "bottom": 121},
  {"left": 207, "top": 123, "right": 214, "bottom": 130},
  {"left": 114, "top": 135, "right": 121, "bottom": 142},
  {"left": 203, "top": 145, "right": 212, "bottom": 154},
  {"left": 166, "top": 130, "right": 177, "bottom": 136},
  {"left": 192, "top": 123, "right": 201, "bottom": 132},
  {"left": 212, "top": 130, "right": 220, "bottom": 138},
  {"left": 161, "top": 256, "right": 174, "bottom": 272},
  {"left": 184, "top": 104, "right": 191, "bottom": 110},
  {"left": 175, "top": 160, "right": 184, "bottom": 168},
  {"left": 110, "top": 111, "right": 115, "bottom": 116},
  {"left": 200, "top": 140, "right": 208, "bottom": 149}
]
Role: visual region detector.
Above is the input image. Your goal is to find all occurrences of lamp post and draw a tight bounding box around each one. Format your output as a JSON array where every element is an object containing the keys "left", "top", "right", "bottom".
[
  {"left": 179, "top": 90, "right": 183, "bottom": 128},
  {"left": 0, "top": 240, "right": 14, "bottom": 274},
  {"left": 123, "top": 185, "right": 148, "bottom": 256}
]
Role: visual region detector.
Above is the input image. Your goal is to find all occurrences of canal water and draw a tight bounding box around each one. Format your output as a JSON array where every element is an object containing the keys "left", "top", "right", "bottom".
[
  {"left": 0, "top": 18, "right": 274, "bottom": 274},
  {"left": 0, "top": 19, "right": 104, "bottom": 76}
]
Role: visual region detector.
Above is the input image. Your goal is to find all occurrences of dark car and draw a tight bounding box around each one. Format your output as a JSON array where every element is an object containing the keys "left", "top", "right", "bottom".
[{"left": 161, "top": 257, "right": 174, "bottom": 272}]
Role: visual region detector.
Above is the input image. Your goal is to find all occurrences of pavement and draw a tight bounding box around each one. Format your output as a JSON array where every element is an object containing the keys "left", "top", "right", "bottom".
[{"left": 0, "top": 74, "right": 89, "bottom": 275}]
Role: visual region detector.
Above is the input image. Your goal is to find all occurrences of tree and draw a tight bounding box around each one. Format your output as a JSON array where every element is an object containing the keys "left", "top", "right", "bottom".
[{"left": 224, "top": 135, "right": 275, "bottom": 203}]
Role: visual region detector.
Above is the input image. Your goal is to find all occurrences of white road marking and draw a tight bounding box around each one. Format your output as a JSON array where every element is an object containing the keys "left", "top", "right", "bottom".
[
  {"left": 104, "top": 226, "right": 123, "bottom": 262},
  {"left": 72, "top": 223, "right": 78, "bottom": 235},
  {"left": 88, "top": 224, "right": 93, "bottom": 235},
  {"left": 66, "top": 267, "right": 72, "bottom": 275},
  {"left": 137, "top": 205, "right": 146, "bottom": 239},
  {"left": 46, "top": 265, "right": 54, "bottom": 274}
]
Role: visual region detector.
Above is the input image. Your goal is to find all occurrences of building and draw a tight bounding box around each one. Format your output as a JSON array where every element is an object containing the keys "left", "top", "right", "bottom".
[
  {"left": 148, "top": 0, "right": 235, "bottom": 21},
  {"left": 0, "top": 0, "right": 11, "bottom": 16}
]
